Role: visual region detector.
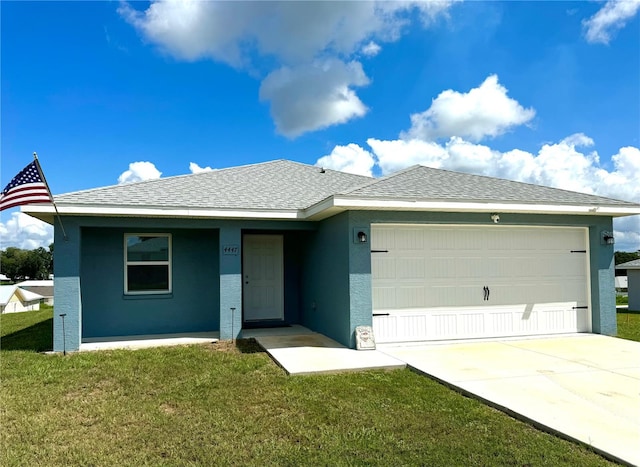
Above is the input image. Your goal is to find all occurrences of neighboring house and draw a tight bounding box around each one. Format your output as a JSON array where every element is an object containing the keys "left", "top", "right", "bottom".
[
  {"left": 614, "top": 275, "right": 628, "bottom": 290},
  {"left": 0, "top": 285, "right": 44, "bottom": 313},
  {"left": 616, "top": 259, "right": 640, "bottom": 310},
  {"left": 22, "top": 160, "right": 640, "bottom": 352},
  {"left": 16, "top": 280, "right": 54, "bottom": 305}
]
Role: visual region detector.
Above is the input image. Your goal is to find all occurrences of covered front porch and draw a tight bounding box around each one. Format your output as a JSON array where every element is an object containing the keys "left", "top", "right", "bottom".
[{"left": 53, "top": 212, "right": 373, "bottom": 352}]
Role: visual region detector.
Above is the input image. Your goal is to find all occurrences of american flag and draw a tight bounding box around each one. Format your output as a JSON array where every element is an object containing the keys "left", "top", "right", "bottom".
[{"left": 0, "top": 161, "right": 52, "bottom": 211}]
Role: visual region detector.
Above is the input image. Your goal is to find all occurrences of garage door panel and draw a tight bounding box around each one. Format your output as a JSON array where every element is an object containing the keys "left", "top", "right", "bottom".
[
  {"left": 371, "top": 227, "right": 396, "bottom": 250},
  {"left": 373, "top": 287, "right": 396, "bottom": 309},
  {"left": 395, "top": 228, "right": 424, "bottom": 250},
  {"left": 372, "top": 225, "right": 590, "bottom": 343},
  {"left": 458, "top": 312, "right": 485, "bottom": 335},
  {"left": 397, "top": 258, "right": 425, "bottom": 279},
  {"left": 430, "top": 285, "right": 483, "bottom": 308},
  {"left": 431, "top": 228, "right": 484, "bottom": 250},
  {"left": 430, "top": 257, "right": 484, "bottom": 279},
  {"left": 373, "top": 303, "right": 588, "bottom": 343},
  {"left": 540, "top": 308, "right": 567, "bottom": 331},
  {"left": 374, "top": 257, "right": 397, "bottom": 280},
  {"left": 395, "top": 286, "right": 426, "bottom": 308},
  {"left": 490, "top": 311, "right": 515, "bottom": 335}
]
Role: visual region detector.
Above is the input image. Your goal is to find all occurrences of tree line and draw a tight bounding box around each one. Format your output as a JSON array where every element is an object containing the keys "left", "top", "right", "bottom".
[
  {"left": 0, "top": 245, "right": 54, "bottom": 282},
  {"left": 615, "top": 251, "right": 640, "bottom": 266}
]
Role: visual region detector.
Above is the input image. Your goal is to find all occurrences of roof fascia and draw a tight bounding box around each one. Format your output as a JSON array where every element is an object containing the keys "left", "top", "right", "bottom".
[
  {"left": 22, "top": 197, "right": 640, "bottom": 224},
  {"left": 331, "top": 197, "right": 640, "bottom": 217},
  {"left": 22, "top": 204, "right": 304, "bottom": 221}
]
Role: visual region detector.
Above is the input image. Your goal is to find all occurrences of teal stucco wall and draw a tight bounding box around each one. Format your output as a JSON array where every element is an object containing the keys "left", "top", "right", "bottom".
[
  {"left": 53, "top": 219, "right": 82, "bottom": 353},
  {"left": 52, "top": 210, "right": 617, "bottom": 351},
  {"left": 81, "top": 227, "right": 219, "bottom": 339},
  {"left": 301, "top": 212, "right": 352, "bottom": 346},
  {"left": 53, "top": 216, "right": 315, "bottom": 351}
]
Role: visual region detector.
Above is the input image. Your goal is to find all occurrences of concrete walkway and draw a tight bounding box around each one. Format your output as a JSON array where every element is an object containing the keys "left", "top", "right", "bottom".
[
  {"left": 248, "top": 326, "right": 405, "bottom": 375},
  {"left": 379, "top": 334, "right": 640, "bottom": 466},
  {"left": 80, "top": 332, "right": 219, "bottom": 351}
]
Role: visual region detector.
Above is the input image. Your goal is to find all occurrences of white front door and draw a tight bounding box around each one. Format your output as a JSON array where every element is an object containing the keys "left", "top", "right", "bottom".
[{"left": 243, "top": 234, "right": 284, "bottom": 322}]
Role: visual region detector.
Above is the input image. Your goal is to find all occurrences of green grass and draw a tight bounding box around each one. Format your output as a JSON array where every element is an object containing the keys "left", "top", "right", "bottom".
[
  {"left": 0, "top": 306, "right": 53, "bottom": 352},
  {"left": 617, "top": 311, "right": 640, "bottom": 342},
  {"left": 616, "top": 295, "right": 628, "bottom": 305},
  {"left": 0, "top": 311, "right": 617, "bottom": 466}
]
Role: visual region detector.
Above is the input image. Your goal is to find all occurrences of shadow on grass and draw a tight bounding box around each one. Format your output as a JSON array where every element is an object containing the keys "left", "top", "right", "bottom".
[
  {"left": 235, "top": 338, "right": 265, "bottom": 354},
  {"left": 0, "top": 318, "right": 53, "bottom": 352}
]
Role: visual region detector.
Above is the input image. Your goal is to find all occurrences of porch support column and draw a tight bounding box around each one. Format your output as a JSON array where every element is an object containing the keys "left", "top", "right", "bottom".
[
  {"left": 53, "top": 219, "right": 82, "bottom": 352},
  {"left": 348, "top": 223, "right": 373, "bottom": 348},
  {"left": 219, "top": 226, "right": 242, "bottom": 340},
  {"left": 589, "top": 221, "right": 616, "bottom": 335}
]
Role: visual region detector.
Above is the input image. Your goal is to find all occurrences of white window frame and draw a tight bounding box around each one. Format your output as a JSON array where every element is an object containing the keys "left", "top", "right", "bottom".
[{"left": 124, "top": 233, "right": 172, "bottom": 295}]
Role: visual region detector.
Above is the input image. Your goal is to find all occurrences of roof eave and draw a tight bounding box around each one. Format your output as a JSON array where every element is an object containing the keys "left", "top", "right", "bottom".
[
  {"left": 330, "top": 197, "right": 640, "bottom": 217},
  {"left": 22, "top": 197, "right": 640, "bottom": 225},
  {"left": 21, "top": 204, "right": 305, "bottom": 222}
]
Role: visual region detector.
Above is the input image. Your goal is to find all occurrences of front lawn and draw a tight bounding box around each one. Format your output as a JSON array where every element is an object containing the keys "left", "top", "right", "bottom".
[
  {"left": 0, "top": 310, "right": 616, "bottom": 466},
  {"left": 617, "top": 311, "right": 640, "bottom": 342}
]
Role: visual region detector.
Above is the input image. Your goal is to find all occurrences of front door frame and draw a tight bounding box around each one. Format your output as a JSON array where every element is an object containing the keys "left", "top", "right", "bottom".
[{"left": 242, "top": 233, "right": 285, "bottom": 324}]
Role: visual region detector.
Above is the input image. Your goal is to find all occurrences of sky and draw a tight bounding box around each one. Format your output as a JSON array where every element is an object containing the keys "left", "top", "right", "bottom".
[{"left": 1, "top": 0, "right": 639, "bottom": 251}]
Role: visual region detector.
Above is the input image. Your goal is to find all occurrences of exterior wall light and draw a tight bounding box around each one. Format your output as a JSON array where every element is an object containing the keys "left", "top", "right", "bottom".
[
  {"left": 353, "top": 227, "right": 370, "bottom": 244},
  {"left": 491, "top": 213, "right": 500, "bottom": 224},
  {"left": 602, "top": 231, "right": 615, "bottom": 245}
]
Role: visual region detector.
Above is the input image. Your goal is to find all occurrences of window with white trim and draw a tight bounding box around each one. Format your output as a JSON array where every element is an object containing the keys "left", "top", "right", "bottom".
[{"left": 124, "top": 234, "right": 172, "bottom": 294}]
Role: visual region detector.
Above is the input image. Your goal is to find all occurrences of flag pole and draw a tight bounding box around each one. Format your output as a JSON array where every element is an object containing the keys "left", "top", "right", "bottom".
[{"left": 32, "top": 152, "right": 68, "bottom": 241}]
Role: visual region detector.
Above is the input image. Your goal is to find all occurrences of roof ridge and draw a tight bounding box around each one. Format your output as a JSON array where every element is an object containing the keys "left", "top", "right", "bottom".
[{"left": 339, "top": 164, "right": 419, "bottom": 195}]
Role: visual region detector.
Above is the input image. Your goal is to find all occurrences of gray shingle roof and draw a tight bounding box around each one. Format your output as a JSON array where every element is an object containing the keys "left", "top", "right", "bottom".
[
  {"left": 19, "top": 285, "right": 54, "bottom": 298},
  {"left": 616, "top": 259, "right": 640, "bottom": 269},
  {"left": 52, "top": 160, "right": 639, "bottom": 213},
  {"left": 341, "top": 165, "right": 638, "bottom": 207},
  {"left": 55, "top": 160, "right": 372, "bottom": 211}
]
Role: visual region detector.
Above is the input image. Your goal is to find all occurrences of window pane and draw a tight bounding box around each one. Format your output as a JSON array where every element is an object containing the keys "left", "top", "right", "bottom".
[
  {"left": 127, "top": 236, "right": 169, "bottom": 262},
  {"left": 127, "top": 265, "right": 169, "bottom": 292}
]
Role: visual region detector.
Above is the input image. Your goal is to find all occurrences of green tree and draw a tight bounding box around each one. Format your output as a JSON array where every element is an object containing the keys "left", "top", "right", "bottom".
[
  {"left": 1, "top": 247, "right": 23, "bottom": 281},
  {"left": 0, "top": 246, "right": 54, "bottom": 281},
  {"left": 615, "top": 250, "right": 640, "bottom": 265}
]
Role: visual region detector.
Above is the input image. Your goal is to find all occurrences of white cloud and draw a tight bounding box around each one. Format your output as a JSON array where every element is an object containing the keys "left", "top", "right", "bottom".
[
  {"left": 368, "top": 133, "right": 640, "bottom": 201},
  {"left": 119, "top": 0, "right": 455, "bottom": 136},
  {"left": 259, "top": 60, "right": 370, "bottom": 137},
  {"left": 361, "top": 41, "right": 382, "bottom": 57},
  {"left": 117, "top": 161, "right": 162, "bottom": 184},
  {"left": 403, "top": 75, "right": 536, "bottom": 142},
  {"left": 583, "top": 0, "right": 640, "bottom": 44},
  {"left": 0, "top": 211, "right": 53, "bottom": 250},
  {"left": 316, "top": 143, "right": 375, "bottom": 177},
  {"left": 614, "top": 216, "right": 640, "bottom": 253},
  {"left": 367, "top": 138, "right": 447, "bottom": 174},
  {"left": 189, "top": 162, "right": 214, "bottom": 173},
  {"left": 119, "top": 1, "right": 454, "bottom": 66}
]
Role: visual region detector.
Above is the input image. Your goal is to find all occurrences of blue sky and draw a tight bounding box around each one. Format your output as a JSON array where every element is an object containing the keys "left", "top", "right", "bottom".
[{"left": 1, "top": 0, "right": 639, "bottom": 251}]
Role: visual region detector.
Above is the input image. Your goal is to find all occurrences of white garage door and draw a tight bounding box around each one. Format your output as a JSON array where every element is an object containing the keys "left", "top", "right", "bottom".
[{"left": 372, "top": 225, "right": 590, "bottom": 343}]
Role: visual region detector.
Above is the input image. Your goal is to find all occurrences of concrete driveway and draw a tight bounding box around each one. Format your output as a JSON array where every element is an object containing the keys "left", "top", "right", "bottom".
[{"left": 379, "top": 334, "right": 640, "bottom": 466}]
